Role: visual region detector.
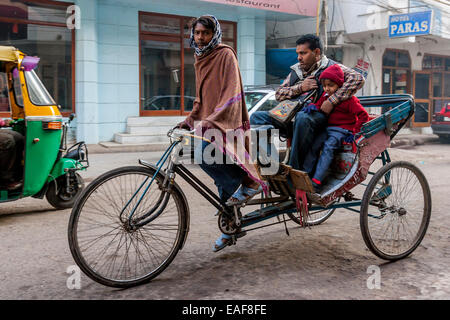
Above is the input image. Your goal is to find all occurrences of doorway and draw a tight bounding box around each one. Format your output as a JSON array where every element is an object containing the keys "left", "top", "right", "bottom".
[{"left": 412, "top": 71, "right": 431, "bottom": 127}]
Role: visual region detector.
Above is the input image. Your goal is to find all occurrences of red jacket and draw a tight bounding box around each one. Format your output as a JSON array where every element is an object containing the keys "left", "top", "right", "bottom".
[{"left": 314, "top": 92, "right": 369, "bottom": 133}]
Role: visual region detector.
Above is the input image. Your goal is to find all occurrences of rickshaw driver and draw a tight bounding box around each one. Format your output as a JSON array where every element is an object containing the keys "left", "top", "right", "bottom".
[
  {"left": 250, "top": 34, "right": 365, "bottom": 172},
  {"left": 0, "top": 70, "right": 25, "bottom": 190},
  {"left": 176, "top": 15, "right": 265, "bottom": 252}
]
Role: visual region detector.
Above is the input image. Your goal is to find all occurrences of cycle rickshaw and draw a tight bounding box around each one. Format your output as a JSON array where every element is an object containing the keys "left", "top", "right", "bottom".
[{"left": 68, "top": 94, "right": 431, "bottom": 288}]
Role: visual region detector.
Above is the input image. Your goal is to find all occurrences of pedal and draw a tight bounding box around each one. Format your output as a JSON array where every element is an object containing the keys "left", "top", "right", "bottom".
[{"left": 233, "top": 206, "right": 241, "bottom": 227}]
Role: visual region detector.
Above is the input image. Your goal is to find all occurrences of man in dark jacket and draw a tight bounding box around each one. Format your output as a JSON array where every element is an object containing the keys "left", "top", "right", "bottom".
[{"left": 250, "top": 34, "right": 365, "bottom": 171}]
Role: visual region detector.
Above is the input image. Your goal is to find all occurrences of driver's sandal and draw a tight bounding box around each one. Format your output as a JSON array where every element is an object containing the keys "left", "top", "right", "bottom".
[
  {"left": 225, "top": 184, "right": 263, "bottom": 206},
  {"left": 212, "top": 232, "right": 247, "bottom": 252}
]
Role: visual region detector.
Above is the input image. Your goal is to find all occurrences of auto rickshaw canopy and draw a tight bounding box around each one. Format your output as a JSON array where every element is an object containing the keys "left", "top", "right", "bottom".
[{"left": 0, "top": 46, "right": 21, "bottom": 63}]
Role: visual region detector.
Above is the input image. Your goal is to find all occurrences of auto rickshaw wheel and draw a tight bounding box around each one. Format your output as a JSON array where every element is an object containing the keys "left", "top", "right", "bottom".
[{"left": 46, "top": 172, "right": 84, "bottom": 209}]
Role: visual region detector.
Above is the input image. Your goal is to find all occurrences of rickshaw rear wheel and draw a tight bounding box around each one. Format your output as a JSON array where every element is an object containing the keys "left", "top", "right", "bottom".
[
  {"left": 46, "top": 172, "right": 84, "bottom": 209},
  {"left": 360, "top": 161, "right": 431, "bottom": 261},
  {"left": 68, "top": 166, "right": 189, "bottom": 288}
]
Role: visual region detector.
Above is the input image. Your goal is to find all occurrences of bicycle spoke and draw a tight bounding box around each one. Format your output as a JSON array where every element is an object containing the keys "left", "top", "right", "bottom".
[{"left": 70, "top": 167, "right": 184, "bottom": 285}]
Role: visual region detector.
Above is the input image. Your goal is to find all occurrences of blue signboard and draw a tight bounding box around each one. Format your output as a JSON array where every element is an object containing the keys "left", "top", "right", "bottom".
[{"left": 389, "top": 11, "right": 432, "bottom": 38}]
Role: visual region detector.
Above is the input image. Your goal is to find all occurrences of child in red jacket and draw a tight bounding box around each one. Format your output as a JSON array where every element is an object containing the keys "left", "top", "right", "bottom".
[{"left": 302, "top": 64, "right": 369, "bottom": 192}]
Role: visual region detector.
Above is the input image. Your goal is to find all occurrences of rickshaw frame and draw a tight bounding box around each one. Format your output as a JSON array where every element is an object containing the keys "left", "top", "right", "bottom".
[{"left": 68, "top": 93, "right": 432, "bottom": 288}]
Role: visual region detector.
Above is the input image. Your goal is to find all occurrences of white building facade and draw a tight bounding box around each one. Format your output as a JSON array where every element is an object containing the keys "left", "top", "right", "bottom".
[{"left": 267, "top": 0, "right": 450, "bottom": 129}]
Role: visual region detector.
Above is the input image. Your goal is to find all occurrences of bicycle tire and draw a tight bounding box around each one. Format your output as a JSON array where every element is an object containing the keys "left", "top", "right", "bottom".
[
  {"left": 68, "top": 165, "right": 189, "bottom": 288},
  {"left": 287, "top": 199, "right": 338, "bottom": 226},
  {"left": 360, "top": 161, "right": 431, "bottom": 261}
]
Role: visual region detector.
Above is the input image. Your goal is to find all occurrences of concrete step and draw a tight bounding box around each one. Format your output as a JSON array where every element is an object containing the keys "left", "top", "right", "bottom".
[
  {"left": 114, "top": 132, "right": 169, "bottom": 144},
  {"left": 127, "top": 116, "right": 185, "bottom": 126},
  {"left": 97, "top": 141, "right": 169, "bottom": 153},
  {"left": 126, "top": 125, "right": 173, "bottom": 135}
]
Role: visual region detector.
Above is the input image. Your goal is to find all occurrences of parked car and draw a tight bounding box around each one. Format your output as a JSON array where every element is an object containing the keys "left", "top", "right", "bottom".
[
  {"left": 244, "top": 85, "right": 279, "bottom": 117},
  {"left": 431, "top": 102, "right": 450, "bottom": 143},
  {"left": 244, "top": 85, "right": 287, "bottom": 154},
  {"left": 143, "top": 95, "right": 196, "bottom": 111}
]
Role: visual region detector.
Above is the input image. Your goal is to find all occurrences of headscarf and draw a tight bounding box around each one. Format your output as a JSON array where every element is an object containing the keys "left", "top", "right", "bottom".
[{"left": 189, "top": 15, "right": 222, "bottom": 57}]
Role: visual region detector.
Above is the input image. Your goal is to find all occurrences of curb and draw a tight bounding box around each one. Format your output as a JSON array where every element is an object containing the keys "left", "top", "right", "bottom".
[
  {"left": 86, "top": 143, "right": 170, "bottom": 154},
  {"left": 391, "top": 135, "right": 439, "bottom": 148},
  {"left": 85, "top": 135, "right": 440, "bottom": 153}
]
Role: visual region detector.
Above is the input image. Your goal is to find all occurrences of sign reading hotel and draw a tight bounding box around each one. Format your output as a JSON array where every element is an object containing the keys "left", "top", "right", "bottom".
[
  {"left": 388, "top": 11, "right": 432, "bottom": 38},
  {"left": 201, "top": 0, "right": 318, "bottom": 17}
]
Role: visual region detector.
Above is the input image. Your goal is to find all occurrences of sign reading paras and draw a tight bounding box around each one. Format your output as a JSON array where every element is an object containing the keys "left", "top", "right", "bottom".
[{"left": 388, "top": 11, "right": 432, "bottom": 38}]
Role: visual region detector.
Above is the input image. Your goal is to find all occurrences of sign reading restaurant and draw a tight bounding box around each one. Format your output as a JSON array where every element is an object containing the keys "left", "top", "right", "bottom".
[
  {"left": 388, "top": 11, "right": 432, "bottom": 38},
  {"left": 201, "top": 0, "right": 318, "bottom": 17}
]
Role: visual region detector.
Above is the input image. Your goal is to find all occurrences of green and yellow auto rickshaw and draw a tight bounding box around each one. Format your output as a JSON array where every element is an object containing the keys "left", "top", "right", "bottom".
[{"left": 0, "top": 46, "right": 87, "bottom": 209}]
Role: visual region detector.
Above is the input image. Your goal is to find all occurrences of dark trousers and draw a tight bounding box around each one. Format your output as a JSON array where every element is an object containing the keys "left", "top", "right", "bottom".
[
  {"left": 250, "top": 110, "right": 328, "bottom": 170},
  {"left": 0, "top": 129, "right": 24, "bottom": 182},
  {"left": 304, "top": 126, "right": 351, "bottom": 183},
  {"left": 194, "top": 139, "right": 244, "bottom": 203}
]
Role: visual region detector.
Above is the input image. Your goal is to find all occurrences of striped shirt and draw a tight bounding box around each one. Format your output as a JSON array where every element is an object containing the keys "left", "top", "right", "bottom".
[{"left": 275, "top": 60, "right": 365, "bottom": 106}]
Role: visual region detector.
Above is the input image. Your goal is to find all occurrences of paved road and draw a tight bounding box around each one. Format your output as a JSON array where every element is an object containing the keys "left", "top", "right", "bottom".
[{"left": 0, "top": 142, "right": 449, "bottom": 299}]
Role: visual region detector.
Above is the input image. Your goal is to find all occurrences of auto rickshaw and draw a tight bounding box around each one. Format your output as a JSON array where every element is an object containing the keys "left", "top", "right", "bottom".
[{"left": 0, "top": 46, "right": 88, "bottom": 209}]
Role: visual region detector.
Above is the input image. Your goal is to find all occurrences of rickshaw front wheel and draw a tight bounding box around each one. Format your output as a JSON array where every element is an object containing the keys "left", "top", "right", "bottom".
[
  {"left": 68, "top": 166, "right": 189, "bottom": 288},
  {"left": 46, "top": 172, "right": 84, "bottom": 209},
  {"left": 360, "top": 161, "right": 431, "bottom": 261}
]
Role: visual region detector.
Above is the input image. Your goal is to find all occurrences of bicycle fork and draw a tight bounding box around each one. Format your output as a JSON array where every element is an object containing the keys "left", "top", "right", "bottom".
[{"left": 119, "top": 141, "right": 180, "bottom": 229}]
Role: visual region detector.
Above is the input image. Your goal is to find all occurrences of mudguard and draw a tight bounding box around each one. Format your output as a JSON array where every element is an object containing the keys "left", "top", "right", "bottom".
[{"left": 47, "top": 158, "right": 85, "bottom": 183}]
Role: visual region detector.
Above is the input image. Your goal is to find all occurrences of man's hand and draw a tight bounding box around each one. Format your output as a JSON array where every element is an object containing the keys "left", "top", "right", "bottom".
[
  {"left": 320, "top": 100, "right": 334, "bottom": 115},
  {"left": 301, "top": 76, "right": 318, "bottom": 92},
  {"left": 303, "top": 103, "right": 317, "bottom": 114},
  {"left": 175, "top": 121, "right": 190, "bottom": 130}
]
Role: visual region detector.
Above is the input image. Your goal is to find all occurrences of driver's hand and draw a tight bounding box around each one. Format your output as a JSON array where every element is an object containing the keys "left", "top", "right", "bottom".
[
  {"left": 301, "top": 76, "right": 318, "bottom": 92},
  {"left": 174, "top": 121, "right": 190, "bottom": 130}
]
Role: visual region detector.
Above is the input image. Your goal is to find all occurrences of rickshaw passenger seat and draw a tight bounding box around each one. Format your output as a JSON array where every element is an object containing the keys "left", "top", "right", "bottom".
[{"left": 251, "top": 124, "right": 275, "bottom": 132}]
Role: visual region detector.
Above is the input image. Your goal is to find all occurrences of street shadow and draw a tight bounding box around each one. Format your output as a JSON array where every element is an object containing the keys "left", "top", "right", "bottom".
[{"left": 0, "top": 207, "right": 61, "bottom": 219}]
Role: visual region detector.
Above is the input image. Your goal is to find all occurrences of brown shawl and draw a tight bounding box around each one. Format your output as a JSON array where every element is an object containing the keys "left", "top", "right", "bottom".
[
  {"left": 182, "top": 44, "right": 266, "bottom": 190},
  {"left": 184, "top": 44, "right": 248, "bottom": 131}
]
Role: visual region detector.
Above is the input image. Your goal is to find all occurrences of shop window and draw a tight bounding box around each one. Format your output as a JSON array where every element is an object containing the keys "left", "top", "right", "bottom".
[
  {"left": 433, "top": 74, "right": 443, "bottom": 98},
  {"left": 141, "top": 39, "right": 181, "bottom": 111},
  {"left": 0, "top": 0, "right": 75, "bottom": 116},
  {"left": 423, "top": 55, "right": 432, "bottom": 69},
  {"left": 446, "top": 58, "right": 450, "bottom": 71},
  {"left": 422, "top": 54, "right": 450, "bottom": 114},
  {"left": 397, "top": 52, "right": 410, "bottom": 68},
  {"left": 382, "top": 50, "right": 396, "bottom": 67},
  {"left": 412, "top": 72, "right": 431, "bottom": 126},
  {"left": 140, "top": 14, "right": 180, "bottom": 34},
  {"left": 139, "top": 12, "right": 236, "bottom": 116},
  {"left": 325, "top": 47, "right": 343, "bottom": 63},
  {"left": 382, "top": 49, "right": 411, "bottom": 95},
  {"left": 444, "top": 73, "right": 450, "bottom": 97}
]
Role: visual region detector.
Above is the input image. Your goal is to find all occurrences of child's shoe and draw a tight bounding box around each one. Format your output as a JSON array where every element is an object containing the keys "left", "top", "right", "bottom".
[{"left": 311, "top": 178, "right": 322, "bottom": 193}]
